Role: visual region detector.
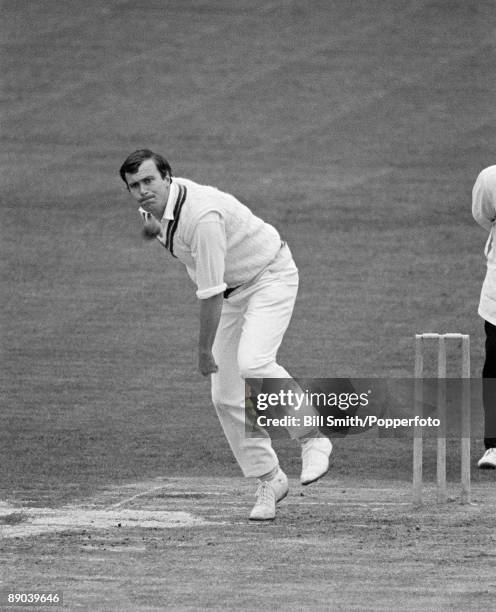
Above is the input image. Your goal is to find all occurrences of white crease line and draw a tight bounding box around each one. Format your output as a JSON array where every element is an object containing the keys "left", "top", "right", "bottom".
[{"left": 105, "top": 484, "right": 173, "bottom": 510}]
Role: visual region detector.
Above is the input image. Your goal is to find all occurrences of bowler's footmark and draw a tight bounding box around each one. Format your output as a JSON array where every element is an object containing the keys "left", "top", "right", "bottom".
[{"left": 0, "top": 506, "right": 211, "bottom": 539}]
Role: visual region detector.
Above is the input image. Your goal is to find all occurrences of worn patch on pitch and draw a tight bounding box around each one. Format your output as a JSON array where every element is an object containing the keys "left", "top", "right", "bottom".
[{"left": 0, "top": 505, "right": 211, "bottom": 539}]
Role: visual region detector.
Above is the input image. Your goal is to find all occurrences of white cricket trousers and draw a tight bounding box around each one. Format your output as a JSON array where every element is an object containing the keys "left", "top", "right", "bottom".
[{"left": 210, "top": 244, "right": 314, "bottom": 478}]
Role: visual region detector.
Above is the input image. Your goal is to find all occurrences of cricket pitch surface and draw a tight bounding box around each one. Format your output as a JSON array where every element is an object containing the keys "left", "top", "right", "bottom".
[{"left": 2, "top": 476, "right": 496, "bottom": 611}]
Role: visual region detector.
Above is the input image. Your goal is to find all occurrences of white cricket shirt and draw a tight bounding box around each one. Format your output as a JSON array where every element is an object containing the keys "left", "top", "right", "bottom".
[{"left": 139, "top": 178, "right": 283, "bottom": 299}]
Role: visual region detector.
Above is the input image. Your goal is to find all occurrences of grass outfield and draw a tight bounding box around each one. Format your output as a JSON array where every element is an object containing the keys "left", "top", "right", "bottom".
[
  {"left": 1, "top": 0, "right": 496, "bottom": 588},
  {"left": 2, "top": 1, "right": 496, "bottom": 608},
  {"left": 2, "top": 0, "right": 495, "bottom": 497}
]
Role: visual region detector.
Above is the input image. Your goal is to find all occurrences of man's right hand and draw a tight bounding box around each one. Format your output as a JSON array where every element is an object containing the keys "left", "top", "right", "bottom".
[
  {"left": 142, "top": 215, "right": 162, "bottom": 239},
  {"left": 199, "top": 350, "right": 218, "bottom": 376}
]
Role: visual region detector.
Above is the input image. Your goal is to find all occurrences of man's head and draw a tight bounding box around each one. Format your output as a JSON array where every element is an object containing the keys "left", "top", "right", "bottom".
[{"left": 119, "top": 149, "right": 173, "bottom": 220}]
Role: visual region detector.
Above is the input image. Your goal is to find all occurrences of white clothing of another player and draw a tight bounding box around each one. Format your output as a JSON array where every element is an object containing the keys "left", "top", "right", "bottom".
[{"left": 472, "top": 165, "right": 496, "bottom": 468}]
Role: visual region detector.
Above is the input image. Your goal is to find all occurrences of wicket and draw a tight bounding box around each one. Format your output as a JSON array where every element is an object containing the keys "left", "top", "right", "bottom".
[{"left": 413, "top": 333, "right": 471, "bottom": 507}]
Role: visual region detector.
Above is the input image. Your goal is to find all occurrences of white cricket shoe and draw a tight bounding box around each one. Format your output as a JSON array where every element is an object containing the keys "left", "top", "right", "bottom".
[
  {"left": 249, "top": 468, "right": 289, "bottom": 521},
  {"left": 478, "top": 448, "right": 496, "bottom": 469},
  {"left": 300, "top": 436, "right": 332, "bottom": 485}
]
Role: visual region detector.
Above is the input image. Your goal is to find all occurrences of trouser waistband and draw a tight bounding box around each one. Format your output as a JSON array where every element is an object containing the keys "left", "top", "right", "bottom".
[{"left": 223, "top": 241, "right": 287, "bottom": 300}]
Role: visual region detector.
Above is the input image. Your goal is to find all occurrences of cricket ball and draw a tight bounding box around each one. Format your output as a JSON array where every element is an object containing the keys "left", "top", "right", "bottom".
[{"left": 142, "top": 217, "right": 162, "bottom": 239}]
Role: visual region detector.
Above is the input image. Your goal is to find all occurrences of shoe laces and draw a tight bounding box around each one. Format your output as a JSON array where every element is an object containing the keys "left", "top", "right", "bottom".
[{"left": 255, "top": 481, "right": 275, "bottom": 505}]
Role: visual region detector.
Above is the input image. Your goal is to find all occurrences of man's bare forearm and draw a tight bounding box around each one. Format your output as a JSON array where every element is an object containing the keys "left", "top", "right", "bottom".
[
  {"left": 198, "top": 292, "right": 224, "bottom": 375},
  {"left": 199, "top": 293, "right": 224, "bottom": 352}
]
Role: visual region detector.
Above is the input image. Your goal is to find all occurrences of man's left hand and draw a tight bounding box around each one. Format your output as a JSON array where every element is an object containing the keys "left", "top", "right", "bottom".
[{"left": 199, "top": 351, "right": 218, "bottom": 376}]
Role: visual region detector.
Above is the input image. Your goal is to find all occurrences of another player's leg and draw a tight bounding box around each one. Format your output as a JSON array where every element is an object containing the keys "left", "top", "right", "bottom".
[{"left": 479, "top": 320, "right": 496, "bottom": 469}]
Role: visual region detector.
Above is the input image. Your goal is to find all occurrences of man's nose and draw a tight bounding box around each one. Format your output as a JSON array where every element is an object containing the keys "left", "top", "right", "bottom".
[{"left": 138, "top": 183, "right": 148, "bottom": 195}]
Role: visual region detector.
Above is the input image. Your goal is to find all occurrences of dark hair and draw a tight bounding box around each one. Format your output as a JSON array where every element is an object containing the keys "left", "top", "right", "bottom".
[{"left": 119, "top": 149, "right": 172, "bottom": 186}]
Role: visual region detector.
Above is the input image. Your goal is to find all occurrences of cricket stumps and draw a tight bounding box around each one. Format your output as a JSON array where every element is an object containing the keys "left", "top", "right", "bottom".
[{"left": 413, "top": 333, "right": 471, "bottom": 507}]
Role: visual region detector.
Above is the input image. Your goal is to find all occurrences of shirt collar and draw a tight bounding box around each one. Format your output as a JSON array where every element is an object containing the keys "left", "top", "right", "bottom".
[{"left": 163, "top": 181, "right": 179, "bottom": 221}]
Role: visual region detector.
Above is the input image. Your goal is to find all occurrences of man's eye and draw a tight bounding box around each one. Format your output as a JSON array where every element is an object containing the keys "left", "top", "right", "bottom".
[{"left": 144, "top": 178, "right": 152, "bottom": 184}]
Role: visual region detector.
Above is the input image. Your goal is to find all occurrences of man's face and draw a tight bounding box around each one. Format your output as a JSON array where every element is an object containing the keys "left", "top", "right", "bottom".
[{"left": 125, "top": 159, "right": 171, "bottom": 220}]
